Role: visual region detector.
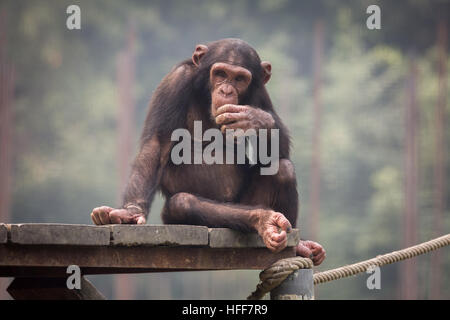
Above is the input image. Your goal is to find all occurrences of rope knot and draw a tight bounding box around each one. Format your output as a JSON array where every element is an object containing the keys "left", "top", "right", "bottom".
[{"left": 247, "top": 257, "right": 313, "bottom": 300}]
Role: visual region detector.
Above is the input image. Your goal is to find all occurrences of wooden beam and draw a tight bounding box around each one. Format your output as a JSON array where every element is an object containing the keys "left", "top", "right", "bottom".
[
  {"left": 0, "top": 245, "right": 296, "bottom": 276},
  {"left": 0, "top": 224, "right": 7, "bottom": 244},
  {"left": 5, "top": 223, "right": 299, "bottom": 247},
  {"left": 10, "top": 224, "right": 110, "bottom": 246},
  {"left": 7, "top": 276, "right": 105, "bottom": 300},
  {"left": 0, "top": 224, "right": 300, "bottom": 277},
  {"left": 1, "top": 224, "right": 300, "bottom": 299},
  {"left": 111, "top": 225, "right": 208, "bottom": 246}
]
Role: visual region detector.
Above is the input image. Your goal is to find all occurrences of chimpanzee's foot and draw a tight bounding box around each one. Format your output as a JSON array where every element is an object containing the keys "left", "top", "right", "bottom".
[
  {"left": 252, "top": 210, "right": 292, "bottom": 252},
  {"left": 296, "top": 240, "right": 326, "bottom": 266}
]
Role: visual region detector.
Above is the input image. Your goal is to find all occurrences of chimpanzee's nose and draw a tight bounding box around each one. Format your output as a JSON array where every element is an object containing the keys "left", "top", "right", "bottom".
[{"left": 219, "top": 84, "right": 234, "bottom": 97}]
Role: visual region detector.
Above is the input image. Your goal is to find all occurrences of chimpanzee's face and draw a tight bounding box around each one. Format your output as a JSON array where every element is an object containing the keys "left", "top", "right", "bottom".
[
  {"left": 209, "top": 62, "right": 252, "bottom": 116},
  {"left": 191, "top": 39, "right": 272, "bottom": 117}
]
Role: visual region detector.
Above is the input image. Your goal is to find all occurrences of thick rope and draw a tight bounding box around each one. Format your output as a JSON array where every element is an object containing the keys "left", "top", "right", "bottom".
[
  {"left": 313, "top": 233, "right": 450, "bottom": 285},
  {"left": 248, "top": 234, "right": 450, "bottom": 299},
  {"left": 247, "top": 257, "right": 313, "bottom": 300}
]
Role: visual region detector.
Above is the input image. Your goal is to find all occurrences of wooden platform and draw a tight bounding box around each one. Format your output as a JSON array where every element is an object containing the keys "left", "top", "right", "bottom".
[{"left": 0, "top": 223, "right": 299, "bottom": 277}]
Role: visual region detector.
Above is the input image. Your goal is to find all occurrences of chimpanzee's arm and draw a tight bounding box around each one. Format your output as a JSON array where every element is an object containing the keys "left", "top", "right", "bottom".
[
  {"left": 91, "top": 62, "right": 193, "bottom": 225},
  {"left": 122, "top": 63, "right": 194, "bottom": 214},
  {"left": 121, "top": 136, "right": 162, "bottom": 216},
  {"left": 90, "top": 136, "right": 167, "bottom": 225},
  {"left": 120, "top": 64, "right": 195, "bottom": 216}
]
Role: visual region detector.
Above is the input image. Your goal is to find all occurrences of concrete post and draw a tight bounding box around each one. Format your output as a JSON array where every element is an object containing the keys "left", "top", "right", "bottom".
[{"left": 270, "top": 269, "right": 314, "bottom": 300}]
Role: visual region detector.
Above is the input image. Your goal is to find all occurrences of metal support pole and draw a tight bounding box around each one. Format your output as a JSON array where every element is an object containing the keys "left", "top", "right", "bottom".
[{"left": 270, "top": 269, "right": 314, "bottom": 300}]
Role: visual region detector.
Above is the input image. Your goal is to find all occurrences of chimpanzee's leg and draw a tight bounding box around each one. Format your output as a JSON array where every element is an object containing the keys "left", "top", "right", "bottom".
[
  {"left": 239, "top": 159, "right": 326, "bottom": 265},
  {"left": 161, "top": 193, "right": 262, "bottom": 232},
  {"left": 239, "top": 159, "right": 299, "bottom": 227},
  {"left": 161, "top": 159, "right": 297, "bottom": 252}
]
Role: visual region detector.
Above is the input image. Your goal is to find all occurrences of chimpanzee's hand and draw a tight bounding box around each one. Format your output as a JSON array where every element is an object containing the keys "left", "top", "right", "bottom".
[
  {"left": 90, "top": 206, "right": 146, "bottom": 225},
  {"left": 215, "top": 104, "right": 275, "bottom": 133},
  {"left": 296, "top": 240, "right": 326, "bottom": 266}
]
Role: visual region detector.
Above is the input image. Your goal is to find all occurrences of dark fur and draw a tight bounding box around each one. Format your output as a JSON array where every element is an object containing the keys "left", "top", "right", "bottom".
[{"left": 123, "top": 39, "right": 298, "bottom": 230}]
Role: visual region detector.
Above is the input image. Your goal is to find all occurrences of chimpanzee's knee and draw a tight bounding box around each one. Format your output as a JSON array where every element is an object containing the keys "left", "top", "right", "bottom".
[
  {"left": 163, "top": 192, "right": 197, "bottom": 223},
  {"left": 274, "top": 159, "right": 296, "bottom": 185}
]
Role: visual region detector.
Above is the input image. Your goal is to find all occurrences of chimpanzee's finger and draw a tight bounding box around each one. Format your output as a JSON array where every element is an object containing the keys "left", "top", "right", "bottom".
[
  {"left": 263, "top": 237, "right": 276, "bottom": 252},
  {"left": 313, "top": 250, "right": 325, "bottom": 261},
  {"left": 269, "top": 238, "right": 287, "bottom": 253},
  {"left": 91, "top": 212, "right": 101, "bottom": 225},
  {"left": 296, "top": 244, "right": 312, "bottom": 258},
  {"left": 275, "top": 213, "right": 292, "bottom": 233},
  {"left": 314, "top": 252, "right": 326, "bottom": 266},
  {"left": 109, "top": 210, "right": 122, "bottom": 224},
  {"left": 136, "top": 216, "right": 146, "bottom": 225},
  {"left": 271, "top": 230, "right": 287, "bottom": 243},
  {"left": 266, "top": 239, "right": 283, "bottom": 253},
  {"left": 216, "top": 112, "right": 246, "bottom": 125},
  {"left": 98, "top": 210, "right": 111, "bottom": 225},
  {"left": 221, "top": 120, "right": 251, "bottom": 134},
  {"left": 216, "top": 104, "right": 248, "bottom": 116},
  {"left": 96, "top": 206, "right": 114, "bottom": 213},
  {"left": 311, "top": 245, "right": 324, "bottom": 256},
  {"left": 92, "top": 206, "right": 113, "bottom": 218},
  {"left": 225, "top": 120, "right": 252, "bottom": 131}
]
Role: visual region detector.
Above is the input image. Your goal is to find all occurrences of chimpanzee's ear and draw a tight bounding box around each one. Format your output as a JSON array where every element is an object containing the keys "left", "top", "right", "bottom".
[
  {"left": 192, "top": 44, "right": 209, "bottom": 67},
  {"left": 261, "top": 61, "right": 272, "bottom": 84}
]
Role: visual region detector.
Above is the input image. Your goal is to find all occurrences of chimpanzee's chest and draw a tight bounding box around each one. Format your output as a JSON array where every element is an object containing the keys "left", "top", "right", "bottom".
[
  {"left": 161, "top": 150, "right": 249, "bottom": 203},
  {"left": 160, "top": 104, "right": 250, "bottom": 202}
]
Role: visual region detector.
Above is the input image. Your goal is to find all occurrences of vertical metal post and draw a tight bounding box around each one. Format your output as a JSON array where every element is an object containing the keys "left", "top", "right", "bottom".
[{"left": 270, "top": 269, "right": 314, "bottom": 300}]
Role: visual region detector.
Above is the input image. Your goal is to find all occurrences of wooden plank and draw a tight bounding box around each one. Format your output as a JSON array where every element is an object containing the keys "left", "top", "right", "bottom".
[
  {"left": 7, "top": 276, "right": 106, "bottom": 300},
  {"left": 209, "top": 228, "right": 300, "bottom": 248},
  {"left": 110, "top": 224, "right": 208, "bottom": 246},
  {"left": 9, "top": 224, "right": 110, "bottom": 246},
  {"left": 0, "top": 224, "right": 301, "bottom": 278},
  {"left": 0, "top": 224, "right": 7, "bottom": 244},
  {"left": 0, "top": 244, "right": 296, "bottom": 275}
]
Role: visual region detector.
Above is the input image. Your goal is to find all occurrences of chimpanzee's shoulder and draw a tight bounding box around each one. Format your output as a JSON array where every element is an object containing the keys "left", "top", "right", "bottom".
[{"left": 169, "top": 60, "right": 195, "bottom": 78}]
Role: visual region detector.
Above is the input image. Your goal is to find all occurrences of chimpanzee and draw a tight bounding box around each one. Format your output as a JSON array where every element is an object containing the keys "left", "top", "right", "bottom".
[{"left": 91, "top": 39, "right": 325, "bottom": 265}]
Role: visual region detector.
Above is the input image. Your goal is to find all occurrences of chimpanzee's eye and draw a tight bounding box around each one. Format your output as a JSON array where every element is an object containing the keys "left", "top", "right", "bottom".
[
  {"left": 214, "top": 70, "right": 227, "bottom": 78},
  {"left": 235, "top": 75, "right": 245, "bottom": 82}
]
